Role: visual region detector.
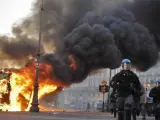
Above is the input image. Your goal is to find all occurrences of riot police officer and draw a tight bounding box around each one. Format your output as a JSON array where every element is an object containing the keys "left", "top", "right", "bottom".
[
  {"left": 149, "top": 80, "right": 160, "bottom": 120},
  {"left": 110, "top": 59, "right": 141, "bottom": 120}
]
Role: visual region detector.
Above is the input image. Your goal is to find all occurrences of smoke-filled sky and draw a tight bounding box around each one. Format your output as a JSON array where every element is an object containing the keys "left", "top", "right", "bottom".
[
  {"left": 0, "top": 0, "right": 160, "bottom": 85},
  {"left": 0, "top": 0, "right": 34, "bottom": 35}
]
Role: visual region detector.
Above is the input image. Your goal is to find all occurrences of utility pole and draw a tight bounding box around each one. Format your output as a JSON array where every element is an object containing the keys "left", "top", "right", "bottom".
[
  {"left": 106, "top": 69, "right": 112, "bottom": 111},
  {"left": 30, "top": 0, "right": 44, "bottom": 112},
  {"left": 102, "top": 92, "right": 105, "bottom": 112}
]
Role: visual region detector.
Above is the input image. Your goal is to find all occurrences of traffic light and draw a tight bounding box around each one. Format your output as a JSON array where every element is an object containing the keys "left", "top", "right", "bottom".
[{"left": 99, "top": 85, "right": 109, "bottom": 93}]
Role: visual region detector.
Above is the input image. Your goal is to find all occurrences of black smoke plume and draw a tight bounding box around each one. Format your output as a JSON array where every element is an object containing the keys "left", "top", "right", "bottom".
[{"left": 0, "top": 0, "right": 160, "bottom": 85}]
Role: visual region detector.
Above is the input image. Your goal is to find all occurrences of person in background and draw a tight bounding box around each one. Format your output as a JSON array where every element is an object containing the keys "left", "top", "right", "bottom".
[{"left": 149, "top": 80, "right": 160, "bottom": 120}]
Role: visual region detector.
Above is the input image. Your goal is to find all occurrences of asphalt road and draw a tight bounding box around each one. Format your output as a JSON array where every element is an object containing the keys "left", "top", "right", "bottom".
[{"left": 0, "top": 111, "right": 154, "bottom": 120}]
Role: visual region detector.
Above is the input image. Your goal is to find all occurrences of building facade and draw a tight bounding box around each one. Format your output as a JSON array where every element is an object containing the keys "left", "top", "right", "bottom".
[{"left": 56, "top": 69, "right": 115, "bottom": 111}]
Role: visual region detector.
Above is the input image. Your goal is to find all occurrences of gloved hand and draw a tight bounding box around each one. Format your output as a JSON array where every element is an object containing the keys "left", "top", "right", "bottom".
[{"left": 110, "top": 81, "right": 117, "bottom": 88}]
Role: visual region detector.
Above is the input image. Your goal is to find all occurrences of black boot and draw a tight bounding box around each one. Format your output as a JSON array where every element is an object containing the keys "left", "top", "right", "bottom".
[
  {"left": 118, "top": 111, "right": 124, "bottom": 120},
  {"left": 114, "top": 109, "right": 117, "bottom": 118},
  {"left": 142, "top": 117, "right": 145, "bottom": 120},
  {"left": 155, "top": 115, "right": 158, "bottom": 120},
  {"left": 124, "top": 110, "right": 131, "bottom": 120},
  {"left": 111, "top": 109, "right": 113, "bottom": 114}
]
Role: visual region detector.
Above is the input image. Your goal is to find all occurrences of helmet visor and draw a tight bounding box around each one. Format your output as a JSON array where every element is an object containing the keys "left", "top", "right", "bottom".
[{"left": 122, "top": 63, "right": 131, "bottom": 70}]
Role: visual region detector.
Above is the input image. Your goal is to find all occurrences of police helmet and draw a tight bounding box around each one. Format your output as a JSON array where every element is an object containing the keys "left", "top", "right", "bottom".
[
  {"left": 156, "top": 80, "right": 160, "bottom": 83},
  {"left": 122, "top": 59, "right": 131, "bottom": 64},
  {"left": 156, "top": 80, "right": 160, "bottom": 87}
]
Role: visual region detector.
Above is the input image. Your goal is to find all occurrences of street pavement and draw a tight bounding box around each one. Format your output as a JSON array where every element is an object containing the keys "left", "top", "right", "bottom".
[{"left": 0, "top": 111, "right": 154, "bottom": 120}]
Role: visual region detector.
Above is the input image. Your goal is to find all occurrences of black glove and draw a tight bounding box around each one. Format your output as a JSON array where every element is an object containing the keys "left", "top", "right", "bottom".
[{"left": 112, "top": 82, "right": 119, "bottom": 88}]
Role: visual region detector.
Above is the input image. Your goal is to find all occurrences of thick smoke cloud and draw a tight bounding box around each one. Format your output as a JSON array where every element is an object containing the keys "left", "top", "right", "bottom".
[
  {"left": 64, "top": 8, "right": 158, "bottom": 71},
  {"left": 0, "top": 35, "right": 38, "bottom": 68},
  {"left": 107, "top": 8, "right": 158, "bottom": 70},
  {"left": 64, "top": 23, "right": 121, "bottom": 69},
  {"left": 39, "top": 0, "right": 159, "bottom": 84},
  {"left": 0, "top": 0, "right": 160, "bottom": 84},
  {"left": 127, "top": 0, "right": 160, "bottom": 48},
  {"left": 2, "top": 39, "right": 37, "bottom": 59}
]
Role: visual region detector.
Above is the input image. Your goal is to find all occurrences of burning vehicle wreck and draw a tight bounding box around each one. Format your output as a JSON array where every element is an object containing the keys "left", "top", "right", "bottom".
[
  {"left": 0, "top": 70, "right": 31, "bottom": 111},
  {"left": 0, "top": 54, "right": 75, "bottom": 111},
  {"left": 0, "top": 60, "right": 60, "bottom": 111}
]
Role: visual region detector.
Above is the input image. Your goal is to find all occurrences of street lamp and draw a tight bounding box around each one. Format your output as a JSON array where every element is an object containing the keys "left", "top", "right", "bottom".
[
  {"left": 30, "top": 0, "right": 44, "bottom": 112},
  {"left": 106, "top": 69, "right": 112, "bottom": 111}
]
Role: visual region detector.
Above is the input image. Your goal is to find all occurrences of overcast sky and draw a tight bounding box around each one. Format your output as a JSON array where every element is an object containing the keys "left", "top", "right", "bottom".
[{"left": 0, "top": 0, "right": 34, "bottom": 35}]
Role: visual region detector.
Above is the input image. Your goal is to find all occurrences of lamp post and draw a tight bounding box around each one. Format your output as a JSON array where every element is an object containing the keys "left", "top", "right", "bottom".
[
  {"left": 30, "top": 0, "right": 44, "bottom": 112},
  {"left": 106, "top": 69, "right": 112, "bottom": 111},
  {"left": 102, "top": 92, "right": 105, "bottom": 112}
]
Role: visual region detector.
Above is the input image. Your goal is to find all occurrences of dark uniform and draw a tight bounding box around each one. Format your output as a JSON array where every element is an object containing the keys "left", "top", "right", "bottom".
[
  {"left": 149, "top": 86, "right": 160, "bottom": 120},
  {"left": 132, "top": 84, "right": 144, "bottom": 120},
  {"left": 110, "top": 89, "right": 117, "bottom": 116},
  {"left": 110, "top": 70, "right": 141, "bottom": 120},
  {"left": 149, "top": 86, "right": 160, "bottom": 104}
]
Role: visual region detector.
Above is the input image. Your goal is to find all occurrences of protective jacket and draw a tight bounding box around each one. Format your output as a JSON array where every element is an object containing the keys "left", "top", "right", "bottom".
[
  {"left": 149, "top": 87, "right": 160, "bottom": 103},
  {"left": 110, "top": 70, "right": 142, "bottom": 97}
]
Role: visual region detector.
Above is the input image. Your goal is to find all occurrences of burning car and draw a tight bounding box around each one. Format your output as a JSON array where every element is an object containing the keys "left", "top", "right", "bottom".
[{"left": 0, "top": 62, "right": 59, "bottom": 112}]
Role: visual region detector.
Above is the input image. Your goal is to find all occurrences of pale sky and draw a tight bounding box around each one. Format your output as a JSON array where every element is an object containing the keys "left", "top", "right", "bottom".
[{"left": 0, "top": 0, "right": 34, "bottom": 35}]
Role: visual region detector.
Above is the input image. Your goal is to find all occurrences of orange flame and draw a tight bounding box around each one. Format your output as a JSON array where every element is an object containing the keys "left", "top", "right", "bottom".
[
  {"left": 0, "top": 61, "right": 59, "bottom": 111},
  {"left": 68, "top": 55, "right": 77, "bottom": 71}
]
